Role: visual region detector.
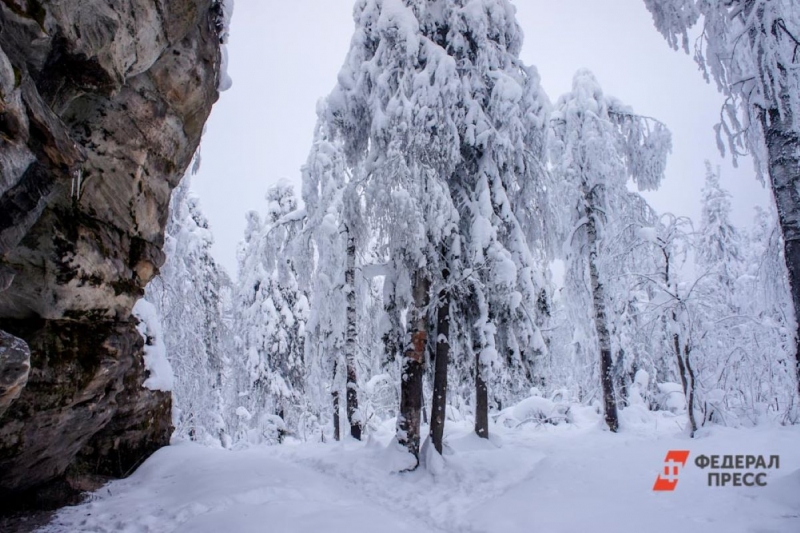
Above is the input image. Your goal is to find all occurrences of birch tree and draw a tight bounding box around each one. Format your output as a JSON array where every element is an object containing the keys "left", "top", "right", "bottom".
[
  {"left": 551, "top": 70, "right": 672, "bottom": 432},
  {"left": 300, "top": 134, "right": 352, "bottom": 441},
  {"left": 643, "top": 0, "right": 800, "bottom": 395}
]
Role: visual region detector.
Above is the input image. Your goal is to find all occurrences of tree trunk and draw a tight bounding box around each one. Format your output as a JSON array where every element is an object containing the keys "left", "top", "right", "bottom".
[
  {"left": 430, "top": 269, "right": 450, "bottom": 455},
  {"left": 332, "top": 361, "right": 340, "bottom": 442},
  {"left": 762, "top": 107, "right": 800, "bottom": 399},
  {"left": 421, "top": 386, "right": 428, "bottom": 425},
  {"left": 684, "top": 344, "right": 698, "bottom": 436},
  {"left": 332, "top": 390, "right": 340, "bottom": 442},
  {"left": 397, "top": 271, "right": 430, "bottom": 463},
  {"left": 585, "top": 193, "right": 619, "bottom": 432},
  {"left": 669, "top": 318, "right": 697, "bottom": 436},
  {"left": 475, "top": 349, "right": 489, "bottom": 439},
  {"left": 615, "top": 348, "right": 629, "bottom": 407},
  {"left": 663, "top": 248, "right": 698, "bottom": 436},
  {"left": 344, "top": 229, "right": 362, "bottom": 440}
]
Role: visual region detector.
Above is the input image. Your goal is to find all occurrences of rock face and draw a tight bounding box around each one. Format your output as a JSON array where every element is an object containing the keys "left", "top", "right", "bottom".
[
  {"left": 0, "top": 0, "right": 222, "bottom": 508},
  {"left": 0, "top": 330, "right": 30, "bottom": 419}
]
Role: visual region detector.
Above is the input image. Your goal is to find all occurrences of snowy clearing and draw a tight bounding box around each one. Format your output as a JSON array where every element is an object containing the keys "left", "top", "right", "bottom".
[{"left": 40, "top": 413, "right": 800, "bottom": 533}]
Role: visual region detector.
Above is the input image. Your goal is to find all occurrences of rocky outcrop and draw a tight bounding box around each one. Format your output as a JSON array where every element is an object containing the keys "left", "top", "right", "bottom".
[
  {"left": 0, "top": 330, "right": 29, "bottom": 419},
  {"left": 0, "top": 0, "right": 222, "bottom": 508}
]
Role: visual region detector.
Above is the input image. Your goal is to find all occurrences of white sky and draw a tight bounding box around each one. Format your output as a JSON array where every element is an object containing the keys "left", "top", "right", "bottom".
[{"left": 193, "top": 0, "right": 771, "bottom": 276}]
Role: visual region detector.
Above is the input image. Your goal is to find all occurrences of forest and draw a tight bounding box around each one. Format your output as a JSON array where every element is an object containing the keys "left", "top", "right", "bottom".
[
  {"left": 149, "top": 0, "right": 799, "bottom": 455},
  {"left": 0, "top": 0, "right": 799, "bottom": 532}
]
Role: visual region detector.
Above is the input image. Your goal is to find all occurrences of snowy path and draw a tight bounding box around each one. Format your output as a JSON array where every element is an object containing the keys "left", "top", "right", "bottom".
[
  {"left": 40, "top": 418, "right": 800, "bottom": 533},
  {"left": 39, "top": 443, "right": 429, "bottom": 533}
]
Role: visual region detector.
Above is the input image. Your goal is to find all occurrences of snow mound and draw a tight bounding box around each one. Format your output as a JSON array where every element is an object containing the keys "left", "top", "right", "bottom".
[
  {"left": 656, "top": 382, "right": 686, "bottom": 413},
  {"left": 762, "top": 468, "right": 800, "bottom": 511},
  {"left": 496, "top": 395, "right": 572, "bottom": 428},
  {"left": 381, "top": 438, "right": 419, "bottom": 473}
]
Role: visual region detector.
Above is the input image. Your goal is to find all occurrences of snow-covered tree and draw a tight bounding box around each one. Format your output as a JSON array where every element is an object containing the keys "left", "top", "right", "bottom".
[
  {"left": 643, "top": 0, "right": 800, "bottom": 395},
  {"left": 146, "top": 174, "right": 232, "bottom": 446},
  {"left": 697, "top": 163, "right": 743, "bottom": 296},
  {"left": 233, "top": 181, "right": 309, "bottom": 445},
  {"left": 300, "top": 128, "right": 366, "bottom": 441},
  {"left": 648, "top": 214, "right": 702, "bottom": 435},
  {"left": 550, "top": 70, "right": 672, "bottom": 432},
  {"left": 602, "top": 192, "right": 664, "bottom": 407},
  {"left": 695, "top": 204, "right": 798, "bottom": 426},
  {"left": 312, "top": 0, "right": 462, "bottom": 462},
  {"left": 440, "top": 0, "right": 553, "bottom": 441},
  {"left": 309, "top": 0, "right": 555, "bottom": 462}
]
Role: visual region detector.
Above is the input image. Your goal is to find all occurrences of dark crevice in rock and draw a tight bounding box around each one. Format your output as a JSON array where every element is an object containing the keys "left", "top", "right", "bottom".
[
  {"left": 0, "top": 162, "right": 55, "bottom": 256},
  {"left": 21, "top": 76, "right": 86, "bottom": 169},
  {"left": 0, "top": 0, "right": 46, "bottom": 30},
  {"left": 36, "top": 32, "right": 118, "bottom": 112}
]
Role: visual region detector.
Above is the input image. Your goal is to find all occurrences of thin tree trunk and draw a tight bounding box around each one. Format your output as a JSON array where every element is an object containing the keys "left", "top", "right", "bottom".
[
  {"left": 670, "top": 320, "right": 689, "bottom": 396},
  {"left": 585, "top": 191, "right": 619, "bottom": 432},
  {"left": 684, "top": 344, "right": 698, "bottom": 436},
  {"left": 332, "top": 361, "right": 340, "bottom": 442},
  {"left": 430, "top": 269, "right": 450, "bottom": 454},
  {"left": 332, "top": 390, "right": 340, "bottom": 442},
  {"left": 344, "top": 229, "right": 362, "bottom": 440},
  {"left": 422, "top": 387, "right": 428, "bottom": 425},
  {"left": 473, "top": 287, "right": 492, "bottom": 440},
  {"left": 762, "top": 107, "right": 800, "bottom": 399},
  {"left": 382, "top": 279, "right": 402, "bottom": 370},
  {"left": 663, "top": 243, "right": 699, "bottom": 436},
  {"left": 615, "top": 349, "right": 629, "bottom": 407},
  {"left": 475, "top": 349, "right": 489, "bottom": 439},
  {"left": 669, "top": 319, "right": 697, "bottom": 436},
  {"left": 397, "top": 271, "right": 430, "bottom": 463}
]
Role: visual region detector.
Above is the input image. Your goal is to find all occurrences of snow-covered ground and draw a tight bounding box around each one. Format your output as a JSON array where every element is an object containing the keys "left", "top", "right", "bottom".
[{"left": 40, "top": 409, "right": 800, "bottom": 533}]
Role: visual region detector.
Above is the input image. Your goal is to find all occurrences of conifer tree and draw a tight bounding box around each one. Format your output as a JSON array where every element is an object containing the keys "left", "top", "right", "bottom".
[
  {"left": 146, "top": 175, "right": 231, "bottom": 446},
  {"left": 234, "top": 181, "right": 309, "bottom": 443}
]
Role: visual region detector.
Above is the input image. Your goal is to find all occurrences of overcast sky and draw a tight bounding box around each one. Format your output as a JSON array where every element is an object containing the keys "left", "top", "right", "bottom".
[{"left": 192, "top": 0, "right": 771, "bottom": 276}]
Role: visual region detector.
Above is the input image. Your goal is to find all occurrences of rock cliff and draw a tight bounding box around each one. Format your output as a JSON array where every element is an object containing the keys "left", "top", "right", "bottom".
[{"left": 0, "top": 0, "right": 222, "bottom": 509}]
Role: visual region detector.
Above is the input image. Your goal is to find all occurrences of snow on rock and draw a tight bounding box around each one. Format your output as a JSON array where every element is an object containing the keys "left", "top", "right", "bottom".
[
  {"left": 215, "top": 0, "right": 234, "bottom": 91},
  {"left": 132, "top": 299, "right": 175, "bottom": 392},
  {"left": 218, "top": 45, "right": 233, "bottom": 92}
]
